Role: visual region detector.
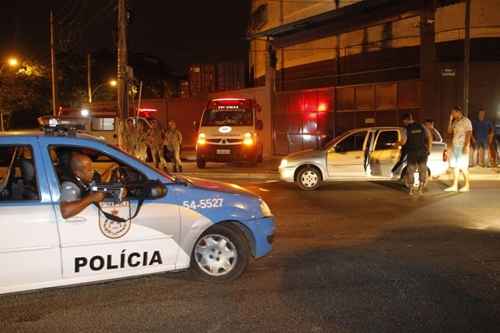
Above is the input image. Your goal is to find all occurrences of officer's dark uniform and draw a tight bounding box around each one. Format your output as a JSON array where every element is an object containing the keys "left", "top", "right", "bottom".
[{"left": 405, "top": 122, "right": 430, "bottom": 191}]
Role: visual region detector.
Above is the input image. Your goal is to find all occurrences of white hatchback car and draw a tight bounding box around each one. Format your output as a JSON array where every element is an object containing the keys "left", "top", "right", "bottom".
[{"left": 279, "top": 126, "right": 447, "bottom": 190}]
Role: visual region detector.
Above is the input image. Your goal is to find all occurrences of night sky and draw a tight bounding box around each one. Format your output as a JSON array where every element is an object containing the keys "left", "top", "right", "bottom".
[{"left": 0, "top": 0, "right": 251, "bottom": 73}]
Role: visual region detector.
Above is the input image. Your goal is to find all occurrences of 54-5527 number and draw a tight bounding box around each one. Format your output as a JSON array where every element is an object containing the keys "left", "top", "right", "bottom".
[{"left": 182, "top": 198, "right": 224, "bottom": 210}]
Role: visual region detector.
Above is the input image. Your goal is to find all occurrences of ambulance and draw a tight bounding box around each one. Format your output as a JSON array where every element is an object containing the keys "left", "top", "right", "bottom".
[{"left": 195, "top": 98, "right": 264, "bottom": 168}]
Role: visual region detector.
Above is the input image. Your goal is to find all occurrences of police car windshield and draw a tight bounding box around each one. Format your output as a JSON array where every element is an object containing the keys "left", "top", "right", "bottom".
[
  {"left": 104, "top": 143, "right": 175, "bottom": 182},
  {"left": 202, "top": 108, "right": 253, "bottom": 127}
]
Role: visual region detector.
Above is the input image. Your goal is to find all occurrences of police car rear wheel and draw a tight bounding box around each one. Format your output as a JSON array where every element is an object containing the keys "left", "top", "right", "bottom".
[
  {"left": 192, "top": 224, "right": 249, "bottom": 281},
  {"left": 296, "top": 166, "right": 321, "bottom": 191}
]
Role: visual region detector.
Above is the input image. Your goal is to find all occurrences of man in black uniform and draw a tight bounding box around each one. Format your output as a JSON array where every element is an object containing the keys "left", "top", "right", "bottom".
[{"left": 399, "top": 113, "right": 432, "bottom": 195}]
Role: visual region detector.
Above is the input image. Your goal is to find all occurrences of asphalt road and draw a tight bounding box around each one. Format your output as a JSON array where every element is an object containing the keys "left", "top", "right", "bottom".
[{"left": 1, "top": 180, "right": 500, "bottom": 333}]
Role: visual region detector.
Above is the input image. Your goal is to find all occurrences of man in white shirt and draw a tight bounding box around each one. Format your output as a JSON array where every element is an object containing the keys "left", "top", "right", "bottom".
[{"left": 446, "top": 106, "right": 473, "bottom": 192}]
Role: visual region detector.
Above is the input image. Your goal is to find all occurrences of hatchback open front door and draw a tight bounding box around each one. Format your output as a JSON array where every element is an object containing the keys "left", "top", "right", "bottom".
[{"left": 369, "top": 129, "right": 401, "bottom": 177}]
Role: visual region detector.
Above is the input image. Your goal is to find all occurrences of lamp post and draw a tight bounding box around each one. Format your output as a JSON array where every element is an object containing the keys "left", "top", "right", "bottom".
[
  {"left": 90, "top": 79, "right": 118, "bottom": 103},
  {"left": 0, "top": 57, "right": 20, "bottom": 131}
]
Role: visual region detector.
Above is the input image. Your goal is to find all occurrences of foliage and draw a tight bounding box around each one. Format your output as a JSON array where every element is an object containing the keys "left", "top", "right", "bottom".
[{"left": 0, "top": 61, "right": 51, "bottom": 129}]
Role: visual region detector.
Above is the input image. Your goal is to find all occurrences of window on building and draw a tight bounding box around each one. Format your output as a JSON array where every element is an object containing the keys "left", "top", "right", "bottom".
[
  {"left": 0, "top": 145, "right": 40, "bottom": 201},
  {"left": 91, "top": 117, "right": 115, "bottom": 131},
  {"left": 250, "top": 4, "right": 268, "bottom": 32}
]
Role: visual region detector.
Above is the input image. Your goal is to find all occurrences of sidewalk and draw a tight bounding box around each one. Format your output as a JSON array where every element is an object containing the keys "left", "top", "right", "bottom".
[{"left": 174, "top": 158, "right": 500, "bottom": 181}]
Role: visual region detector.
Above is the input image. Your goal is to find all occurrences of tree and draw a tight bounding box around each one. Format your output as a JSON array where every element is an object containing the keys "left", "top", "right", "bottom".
[{"left": 0, "top": 60, "right": 51, "bottom": 129}]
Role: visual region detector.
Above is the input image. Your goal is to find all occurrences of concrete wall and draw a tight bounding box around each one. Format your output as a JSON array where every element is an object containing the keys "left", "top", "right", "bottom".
[{"left": 249, "top": 0, "right": 500, "bottom": 83}]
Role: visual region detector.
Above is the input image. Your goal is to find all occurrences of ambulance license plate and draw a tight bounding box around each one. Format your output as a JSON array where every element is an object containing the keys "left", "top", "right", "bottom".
[{"left": 216, "top": 149, "right": 231, "bottom": 155}]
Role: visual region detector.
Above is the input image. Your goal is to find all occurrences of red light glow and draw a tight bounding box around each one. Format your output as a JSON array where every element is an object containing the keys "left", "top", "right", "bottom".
[
  {"left": 138, "top": 108, "right": 158, "bottom": 112},
  {"left": 318, "top": 103, "right": 328, "bottom": 112}
]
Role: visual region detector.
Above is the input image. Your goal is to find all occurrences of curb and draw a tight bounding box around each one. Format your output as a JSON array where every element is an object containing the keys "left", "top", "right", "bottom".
[
  {"left": 179, "top": 172, "right": 280, "bottom": 180},
  {"left": 178, "top": 172, "right": 500, "bottom": 182}
]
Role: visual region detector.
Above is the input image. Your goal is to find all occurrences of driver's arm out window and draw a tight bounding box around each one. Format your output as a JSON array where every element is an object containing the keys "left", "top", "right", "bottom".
[{"left": 48, "top": 145, "right": 146, "bottom": 198}]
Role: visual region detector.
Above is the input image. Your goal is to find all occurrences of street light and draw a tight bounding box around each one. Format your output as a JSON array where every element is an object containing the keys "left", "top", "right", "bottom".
[
  {"left": 7, "top": 57, "right": 18, "bottom": 68},
  {"left": 0, "top": 57, "right": 20, "bottom": 132},
  {"left": 89, "top": 79, "right": 118, "bottom": 103},
  {"left": 0, "top": 56, "right": 20, "bottom": 74}
]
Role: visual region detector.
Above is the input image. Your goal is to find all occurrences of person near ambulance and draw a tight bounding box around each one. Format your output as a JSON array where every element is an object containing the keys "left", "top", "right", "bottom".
[
  {"left": 165, "top": 120, "right": 183, "bottom": 172},
  {"left": 123, "top": 118, "right": 137, "bottom": 156},
  {"left": 134, "top": 120, "right": 150, "bottom": 162},
  {"left": 150, "top": 121, "right": 168, "bottom": 172},
  {"left": 397, "top": 113, "right": 432, "bottom": 195}
]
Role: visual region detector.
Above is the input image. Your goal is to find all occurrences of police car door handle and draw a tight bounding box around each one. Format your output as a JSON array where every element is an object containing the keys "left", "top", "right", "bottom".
[{"left": 64, "top": 216, "right": 87, "bottom": 223}]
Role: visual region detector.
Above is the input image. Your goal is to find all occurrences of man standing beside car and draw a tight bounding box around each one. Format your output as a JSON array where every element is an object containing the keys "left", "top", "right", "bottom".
[
  {"left": 398, "top": 113, "right": 432, "bottom": 195},
  {"left": 446, "top": 106, "right": 473, "bottom": 192}
]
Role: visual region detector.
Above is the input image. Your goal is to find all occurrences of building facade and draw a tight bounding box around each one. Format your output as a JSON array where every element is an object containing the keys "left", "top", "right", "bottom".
[{"left": 249, "top": 0, "right": 500, "bottom": 154}]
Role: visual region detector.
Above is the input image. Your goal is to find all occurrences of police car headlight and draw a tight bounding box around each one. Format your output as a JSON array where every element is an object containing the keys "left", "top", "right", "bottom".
[
  {"left": 279, "top": 159, "right": 288, "bottom": 168},
  {"left": 259, "top": 200, "right": 273, "bottom": 217}
]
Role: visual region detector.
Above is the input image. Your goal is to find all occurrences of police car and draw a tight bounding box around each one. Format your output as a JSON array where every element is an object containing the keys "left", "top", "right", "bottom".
[{"left": 0, "top": 121, "right": 275, "bottom": 295}]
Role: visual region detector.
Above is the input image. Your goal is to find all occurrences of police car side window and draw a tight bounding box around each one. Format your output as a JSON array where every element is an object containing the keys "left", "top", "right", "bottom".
[
  {"left": 375, "top": 131, "right": 399, "bottom": 150},
  {"left": 49, "top": 146, "right": 146, "bottom": 198},
  {"left": 0, "top": 145, "right": 40, "bottom": 202}
]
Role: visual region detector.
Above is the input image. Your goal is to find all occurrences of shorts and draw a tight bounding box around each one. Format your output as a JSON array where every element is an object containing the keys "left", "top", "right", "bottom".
[
  {"left": 475, "top": 140, "right": 488, "bottom": 149},
  {"left": 407, "top": 150, "right": 428, "bottom": 164},
  {"left": 450, "top": 145, "right": 469, "bottom": 170}
]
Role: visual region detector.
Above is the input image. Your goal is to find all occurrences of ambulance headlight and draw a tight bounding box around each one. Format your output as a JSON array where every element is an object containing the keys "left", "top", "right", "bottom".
[
  {"left": 259, "top": 200, "right": 273, "bottom": 217},
  {"left": 81, "top": 108, "right": 90, "bottom": 117},
  {"left": 243, "top": 132, "right": 254, "bottom": 146},
  {"left": 197, "top": 133, "right": 206, "bottom": 145}
]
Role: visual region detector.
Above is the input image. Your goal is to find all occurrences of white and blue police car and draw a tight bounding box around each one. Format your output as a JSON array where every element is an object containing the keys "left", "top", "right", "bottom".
[{"left": 0, "top": 122, "right": 275, "bottom": 295}]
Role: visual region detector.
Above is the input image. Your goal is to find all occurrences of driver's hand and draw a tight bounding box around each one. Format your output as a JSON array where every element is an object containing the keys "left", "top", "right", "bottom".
[{"left": 89, "top": 191, "right": 105, "bottom": 203}]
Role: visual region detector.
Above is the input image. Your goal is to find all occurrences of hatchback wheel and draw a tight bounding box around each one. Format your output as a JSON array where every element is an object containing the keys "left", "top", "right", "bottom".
[{"left": 296, "top": 166, "right": 321, "bottom": 190}]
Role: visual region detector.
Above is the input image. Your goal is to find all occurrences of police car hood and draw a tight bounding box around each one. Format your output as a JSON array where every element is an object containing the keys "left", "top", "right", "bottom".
[{"left": 182, "top": 176, "right": 258, "bottom": 198}]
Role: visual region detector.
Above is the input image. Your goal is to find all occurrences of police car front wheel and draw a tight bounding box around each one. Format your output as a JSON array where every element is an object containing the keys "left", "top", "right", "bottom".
[{"left": 191, "top": 224, "right": 250, "bottom": 281}]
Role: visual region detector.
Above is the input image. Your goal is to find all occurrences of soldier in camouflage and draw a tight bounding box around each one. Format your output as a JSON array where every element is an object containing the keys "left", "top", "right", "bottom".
[{"left": 165, "top": 120, "right": 183, "bottom": 172}]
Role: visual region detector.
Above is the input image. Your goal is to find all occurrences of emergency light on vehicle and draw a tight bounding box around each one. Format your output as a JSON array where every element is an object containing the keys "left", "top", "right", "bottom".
[
  {"left": 197, "top": 133, "right": 207, "bottom": 145},
  {"left": 243, "top": 132, "right": 254, "bottom": 146}
]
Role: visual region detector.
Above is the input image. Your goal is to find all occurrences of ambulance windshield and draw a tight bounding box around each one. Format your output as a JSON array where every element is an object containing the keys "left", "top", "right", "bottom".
[{"left": 201, "top": 107, "right": 253, "bottom": 127}]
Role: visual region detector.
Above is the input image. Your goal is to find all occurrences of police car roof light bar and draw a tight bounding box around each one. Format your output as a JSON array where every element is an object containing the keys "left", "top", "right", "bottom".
[{"left": 39, "top": 117, "right": 85, "bottom": 137}]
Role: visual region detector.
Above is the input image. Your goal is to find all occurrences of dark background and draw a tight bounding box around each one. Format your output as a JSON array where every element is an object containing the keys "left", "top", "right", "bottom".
[{"left": 0, "top": 0, "right": 251, "bottom": 73}]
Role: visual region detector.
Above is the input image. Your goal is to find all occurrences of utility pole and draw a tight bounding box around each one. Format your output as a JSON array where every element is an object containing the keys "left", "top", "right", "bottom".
[
  {"left": 50, "top": 10, "right": 57, "bottom": 116},
  {"left": 117, "top": 0, "right": 129, "bottom": 148},
  {"left": 464, "top": 0, "right": 471, "bottom": 116},
  {"left": 87, "top": 53, "right": 92, "bottom": 104}
]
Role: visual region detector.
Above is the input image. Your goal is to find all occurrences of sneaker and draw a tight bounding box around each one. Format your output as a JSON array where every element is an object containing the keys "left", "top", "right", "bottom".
[
  {"left": 459, "top": 186, "right": 470, "bottom": 192},
  {"left": 444, "top": 186, "right": 458, "bottom": 192}
]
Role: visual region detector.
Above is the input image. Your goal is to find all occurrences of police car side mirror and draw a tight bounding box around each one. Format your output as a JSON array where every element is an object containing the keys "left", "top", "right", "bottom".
[
  {"left": 147, "top": 181, "right": 167, "bottom": 200},
  {"left": 256, "top": 119, "right": 263, "bottom": 130}
]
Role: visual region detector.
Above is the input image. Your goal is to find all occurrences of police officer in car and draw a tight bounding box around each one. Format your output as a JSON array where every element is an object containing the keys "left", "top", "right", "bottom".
[{"left": 60, "top": 153, "right": 118, "bottom": 219}]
